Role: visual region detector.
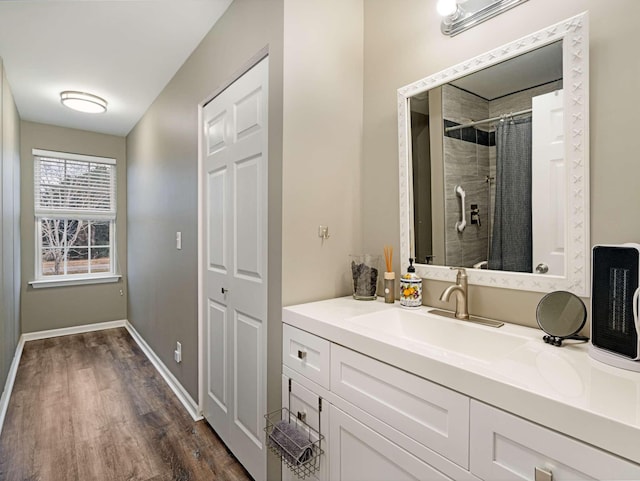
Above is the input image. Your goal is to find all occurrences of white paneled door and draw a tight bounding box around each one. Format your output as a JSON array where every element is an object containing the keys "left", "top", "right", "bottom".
[
  {"left": 201, "top": 56, "right": 268, "bottom": 481},
  {"left": 532, "top": 89, "right": 565, "bottom": 276}
]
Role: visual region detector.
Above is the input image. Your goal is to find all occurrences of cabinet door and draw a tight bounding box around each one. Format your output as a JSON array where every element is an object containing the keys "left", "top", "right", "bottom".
[
  {"left": 282, "top": 376, "right": 329, "bottom": 481},
  {"left": 470, "top": 401, "right": 640, "bottom": 481},
  {"left": 329, "top": 404, "right": 453, "bottom": 481}
]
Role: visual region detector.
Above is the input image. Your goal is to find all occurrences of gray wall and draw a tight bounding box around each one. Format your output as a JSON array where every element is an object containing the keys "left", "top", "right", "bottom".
[
  {"left": 363, "top": 0, "right": 638, "bottom": 328},
  {"left": 125, "top": 4, "right": 284, "bottom": 472},
  {"left": 126, "top": 3, "right": 364, "bottom": 477},
  {"left": 281, "top": 0, "right": 364, "bottom": 305},
  {"left": 20, "top": 121, "right": 127, "bottom": 332},
  {"left": 0, "top": 60, "right": 20, "bottom": 395}
]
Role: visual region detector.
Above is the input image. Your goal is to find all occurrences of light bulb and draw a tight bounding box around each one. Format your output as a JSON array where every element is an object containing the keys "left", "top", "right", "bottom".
[{"left": 436, "top": 0, "right": 458, "bottom": 17}]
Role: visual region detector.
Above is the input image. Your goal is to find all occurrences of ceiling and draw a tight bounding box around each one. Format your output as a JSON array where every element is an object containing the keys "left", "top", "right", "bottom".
[
  {"left": 0, "top": 0, "right": 233, "bottom": 137},
  {"left": 450, "top": 40, "right": 563, "bottom": 100}
]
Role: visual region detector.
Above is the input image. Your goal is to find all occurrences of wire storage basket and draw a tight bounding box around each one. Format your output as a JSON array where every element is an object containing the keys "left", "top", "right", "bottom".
[{"left": 264, "top": 407, "right": 324, "bottom": 479}]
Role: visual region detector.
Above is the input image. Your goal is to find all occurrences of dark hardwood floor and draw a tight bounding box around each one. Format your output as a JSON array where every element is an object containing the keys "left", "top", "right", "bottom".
[{"left": 0, "top": 328, "right": 253, "bottom": 481}]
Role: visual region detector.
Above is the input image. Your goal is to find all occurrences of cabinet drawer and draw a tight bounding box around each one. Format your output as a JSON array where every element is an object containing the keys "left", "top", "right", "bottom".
[
  {"left": 283, "top": 324, "right": 330, "bottom": 389},
  {"left": 330, "top": 404, "right": 454, "bottom": 481},
  {"left": 330, "top": 344, "right": 470, "bottom": 468},
  {"left": 470, "top": 401, "right": 640, "bottom": 480}
]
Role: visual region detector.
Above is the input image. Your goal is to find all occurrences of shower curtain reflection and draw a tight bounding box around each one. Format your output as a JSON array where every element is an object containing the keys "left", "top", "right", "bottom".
[{"left": 488, "top": 117, "right": 533, "bottom": 272}]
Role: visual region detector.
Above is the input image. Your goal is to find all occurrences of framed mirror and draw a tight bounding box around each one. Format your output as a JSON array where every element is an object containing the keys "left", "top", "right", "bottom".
[{"left": 397, "top": 12, "right": 589, "bottom": 296}]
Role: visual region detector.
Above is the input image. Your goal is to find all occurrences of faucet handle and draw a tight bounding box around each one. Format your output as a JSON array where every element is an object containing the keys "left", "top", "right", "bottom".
[{"left": 449, "top": 267, "right": 468, "bottom": 282}]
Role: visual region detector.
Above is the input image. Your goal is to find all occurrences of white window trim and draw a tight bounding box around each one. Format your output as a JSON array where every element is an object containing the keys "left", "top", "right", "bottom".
[
  {"left": 32, "top": 149, "right": 118, "bottom": 286},
  {"left": 29, "top": 274, "right": 121, "bottom": 289}
]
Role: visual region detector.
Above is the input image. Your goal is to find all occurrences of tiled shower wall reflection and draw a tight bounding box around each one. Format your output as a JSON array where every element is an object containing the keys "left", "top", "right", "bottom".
[{"left": 442, "top": 84, "right": 491, "bottom": 267}]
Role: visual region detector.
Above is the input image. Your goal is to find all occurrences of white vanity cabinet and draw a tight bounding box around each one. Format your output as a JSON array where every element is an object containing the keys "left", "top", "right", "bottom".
[
  {"left": 470, "top": 401, "right": 640, "bottom": 481},
  {"left": 280, "top": 322, "right": 640, "bottom": 481},
  {"left": 282, "top": 324, "right": 475, "bottom": 481}
]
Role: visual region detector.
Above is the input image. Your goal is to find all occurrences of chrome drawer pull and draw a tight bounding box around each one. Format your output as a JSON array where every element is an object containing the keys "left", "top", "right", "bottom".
[
  {"left": 297, "top": 349, "right": 307, "bottom": 360},
  {"left": 297, "top": 411, "right": 307, "bottom": 422}
]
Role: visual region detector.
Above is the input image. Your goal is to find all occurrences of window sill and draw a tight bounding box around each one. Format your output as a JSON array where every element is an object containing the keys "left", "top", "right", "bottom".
[{"left": 29, "top": 274, "right": 122, "bottom": 289}]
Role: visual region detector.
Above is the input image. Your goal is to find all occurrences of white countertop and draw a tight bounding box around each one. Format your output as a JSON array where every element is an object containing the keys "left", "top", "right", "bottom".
[{"left": 282, "top": 296, "right": 640, "bottom": 464}]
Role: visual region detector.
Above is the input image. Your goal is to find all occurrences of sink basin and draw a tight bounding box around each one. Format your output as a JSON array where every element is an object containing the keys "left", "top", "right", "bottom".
[{"left": 348, "top": 308, "right": 530, "bottom": 363}]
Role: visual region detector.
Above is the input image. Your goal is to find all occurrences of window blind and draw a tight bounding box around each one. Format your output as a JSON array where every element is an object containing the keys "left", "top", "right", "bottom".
[{"left": 34, "top": 151, "right": 116, "bottom": 220}]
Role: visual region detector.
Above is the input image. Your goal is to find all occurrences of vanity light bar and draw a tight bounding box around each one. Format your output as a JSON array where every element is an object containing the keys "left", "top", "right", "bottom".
[{"left": 440, "top": 0, "right": 529, "bottom": 37}]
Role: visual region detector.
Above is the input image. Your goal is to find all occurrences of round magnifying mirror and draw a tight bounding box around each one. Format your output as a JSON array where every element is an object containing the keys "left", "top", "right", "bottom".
[{"left": 536, "top": 291, "right": 587, "bottom": 339}]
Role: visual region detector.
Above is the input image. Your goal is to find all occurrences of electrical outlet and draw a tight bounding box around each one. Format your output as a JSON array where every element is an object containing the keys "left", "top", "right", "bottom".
[
  {"left": 176, "top": 231, "right": 182, "bottom": 250},
  {"left": 174, "top": 341, "right": 182, "bottom": 363}
]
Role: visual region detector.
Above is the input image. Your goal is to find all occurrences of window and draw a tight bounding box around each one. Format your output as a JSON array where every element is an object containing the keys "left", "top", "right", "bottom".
[{"left": 33, "top": 149, "right": 117, "bottom": 284}]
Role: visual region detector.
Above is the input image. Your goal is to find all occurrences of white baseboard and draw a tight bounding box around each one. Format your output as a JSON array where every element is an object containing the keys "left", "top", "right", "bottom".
[
  {"left": 125, "top": 321, "right": 203, "bottom": 422},
  {"left": 0, "top": 318, "right": 202, "bottom": 437},
  {"left": 0, "top": 336, "right": 24, "bottom": 438},
  {"left": 21, "top": 319, "right": 127, "bottom": 341}
]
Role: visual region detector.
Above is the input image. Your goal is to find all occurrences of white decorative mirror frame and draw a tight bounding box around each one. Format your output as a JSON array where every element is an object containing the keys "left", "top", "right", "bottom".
[{"left": 397, "top": 12, "right": 589, "bottom": 296}]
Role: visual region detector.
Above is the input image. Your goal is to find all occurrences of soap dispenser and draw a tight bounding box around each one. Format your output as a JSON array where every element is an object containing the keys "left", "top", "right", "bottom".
[{"left": 400, "top": 258, "right": 422, "bottom": 309}]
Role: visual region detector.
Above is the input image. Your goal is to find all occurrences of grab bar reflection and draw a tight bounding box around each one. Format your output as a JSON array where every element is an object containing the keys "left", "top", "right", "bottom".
[{"left": 455, "top": 185, "right": 466, "bottom": 232}]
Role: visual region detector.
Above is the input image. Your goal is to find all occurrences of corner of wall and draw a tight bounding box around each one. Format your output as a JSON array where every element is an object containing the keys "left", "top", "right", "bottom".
[{"left": 0, "top": 58, "right": 22, "bottom": 392}]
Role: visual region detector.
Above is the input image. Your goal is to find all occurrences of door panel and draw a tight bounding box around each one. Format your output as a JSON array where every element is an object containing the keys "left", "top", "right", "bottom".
[
  {"left": 234, "top": 87, "right": 263, "bottom": 140},
  {"left": 207, "top": 300, "right": 227, "bottom": 413},
  {"left": 234, "top": 311, "right": 262, "bottom": 447},
  {"left": 207, "top": 167, "right": 227, "bottom": 272},
  {"left": 234, "top": 154, "right": 262, "bottom": 280},
  {"left": 207, "top": 110, "right": 227, "bottom": 154}
]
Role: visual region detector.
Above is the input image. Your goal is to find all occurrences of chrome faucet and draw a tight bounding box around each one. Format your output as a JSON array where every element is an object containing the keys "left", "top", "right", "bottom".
[{"left": 439, "top": 267, "right": 469, "bottom": 320}]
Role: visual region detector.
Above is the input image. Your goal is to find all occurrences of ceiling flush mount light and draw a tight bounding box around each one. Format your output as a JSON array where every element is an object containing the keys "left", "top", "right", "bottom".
[
  {"left": 60, "top": 91, "right": 108, "bottom": 114},
  {"left": 438, "top": 0, "right": 529, "bottom": 37}
]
